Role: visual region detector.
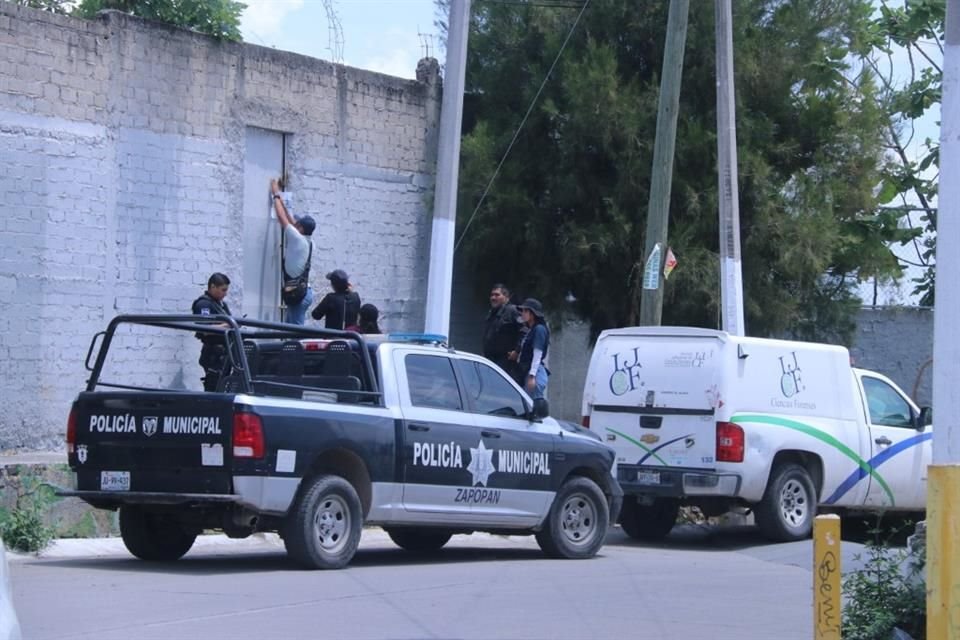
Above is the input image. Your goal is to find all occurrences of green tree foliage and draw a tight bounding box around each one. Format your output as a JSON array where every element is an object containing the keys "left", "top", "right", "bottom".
[
  {"left": 453, "top": 0, "right": 904, "bottom": 342},
  {"left": 72, "top": 0, "right": 246, "bottom": 41},
  {"left": 852, "top": 0, "right": 942, "bottom": 306},
  {"left": 9, "top": 0, "right": 71, "bottom": 14}
]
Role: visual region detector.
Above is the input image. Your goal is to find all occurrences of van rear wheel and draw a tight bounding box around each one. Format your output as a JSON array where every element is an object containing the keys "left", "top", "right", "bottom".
[
  {"left": 619, "top": 498, "right": 679, "bottom": 541},
  {"left": 755, "top": 463, "right": 816, "bottom": 541}
]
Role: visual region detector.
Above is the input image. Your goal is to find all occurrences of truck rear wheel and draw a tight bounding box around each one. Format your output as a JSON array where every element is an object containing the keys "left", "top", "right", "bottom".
[
  {"left": 755, "top": 463, "right": 816, "bottom": 541},
  {"left": 385, "top": 528, "right": 453, "bottom": 552},
  {"left": 619, "top": 498, "right": 679, "bottom": 541},
  {"left": 535, "top": 477, "right": 608, "bottom": 559},
  {"left": 284, "top": 474, "right": 363, "bottom": 569},
  {"left": 119, "top": 506, "right": 197, "bottom": 562}
]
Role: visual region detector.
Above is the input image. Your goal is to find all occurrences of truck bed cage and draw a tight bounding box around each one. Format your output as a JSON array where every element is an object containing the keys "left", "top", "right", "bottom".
[{"left": 84, "top": 314, "right": 383, "bottom": 404}]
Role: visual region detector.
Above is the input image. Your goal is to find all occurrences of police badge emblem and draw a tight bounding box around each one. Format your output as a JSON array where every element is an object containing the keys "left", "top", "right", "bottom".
[
  {"left": 142, "top": 416, "right": 158, "bottom": 438},
  {"left": 77, "top": 445, "right": 88, "bottom": 464}
]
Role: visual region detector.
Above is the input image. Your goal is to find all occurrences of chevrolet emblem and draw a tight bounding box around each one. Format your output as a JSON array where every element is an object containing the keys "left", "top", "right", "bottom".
[{"left": 640, "top": 434, "right": 660, "bottom": 444}]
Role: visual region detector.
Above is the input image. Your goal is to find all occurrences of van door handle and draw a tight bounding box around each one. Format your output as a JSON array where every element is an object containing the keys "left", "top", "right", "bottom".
[
  {"left": 407, "top": 423, "right": 430, "bottom": 432},
  {"left": 875, "top": 436, "right": 892, "bottom": 446},
  {"left": 481, "top": 431, "right": 501, "bottom": 439}
]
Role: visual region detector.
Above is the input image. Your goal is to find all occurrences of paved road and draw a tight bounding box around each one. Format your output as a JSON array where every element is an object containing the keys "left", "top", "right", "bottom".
[{"left": 10, "top": 524, "right": 870, "bottom": 640}]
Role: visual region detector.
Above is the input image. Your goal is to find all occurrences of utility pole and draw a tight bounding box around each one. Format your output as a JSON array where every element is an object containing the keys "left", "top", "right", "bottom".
[
  {"left": 715, "top": 0, "right": 745, "bottom": 336},
  {"left": 425, "top": 0, "right": 471, "bottom": 337},
  {"left": 928, "top": 1, "right": 960, "bottom": 637},
  {"left": 639, "top": 0, "right": 689, "bottom": 326}
]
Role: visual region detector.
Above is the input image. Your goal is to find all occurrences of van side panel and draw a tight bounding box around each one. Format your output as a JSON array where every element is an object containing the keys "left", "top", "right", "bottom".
[{"left": 719, "top": 339, "right": 869, "bottom": 505}]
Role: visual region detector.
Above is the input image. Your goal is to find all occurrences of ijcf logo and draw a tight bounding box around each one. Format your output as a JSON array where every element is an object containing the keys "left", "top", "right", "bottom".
[
  {"left": 609, "top": 347, "right": 643, "bottom": 396},
  {"left": 779, "top": 352, "right": 804, "bottom": 398}
]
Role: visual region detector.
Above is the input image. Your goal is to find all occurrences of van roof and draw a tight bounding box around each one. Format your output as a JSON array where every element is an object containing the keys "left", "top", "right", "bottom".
[{"left": 596, "top": 326, "right": 850, "bottom": 356}]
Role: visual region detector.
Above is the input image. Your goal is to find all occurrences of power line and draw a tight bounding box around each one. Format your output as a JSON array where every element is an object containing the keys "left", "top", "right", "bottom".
[{"left": 454, "top": 0, "right": 591, "bottom": 252}]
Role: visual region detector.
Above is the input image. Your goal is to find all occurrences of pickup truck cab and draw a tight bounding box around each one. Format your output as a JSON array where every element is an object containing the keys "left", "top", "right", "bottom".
[
  {"left": 61, "top": 315, "right": 621, "bottom": 568},
  {"left": 581, "top": 326, "right": 931, "bottom": 542}
]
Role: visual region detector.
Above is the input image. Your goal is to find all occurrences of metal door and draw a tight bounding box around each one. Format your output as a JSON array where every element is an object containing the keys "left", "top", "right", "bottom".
[{"left": 243, "top": 128, "right": 284, "bottom": 322}]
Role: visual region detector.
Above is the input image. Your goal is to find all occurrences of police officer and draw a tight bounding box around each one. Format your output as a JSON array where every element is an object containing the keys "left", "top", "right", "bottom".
[{"left": 192, "top": 272, "right": 233, "bottom": 391}]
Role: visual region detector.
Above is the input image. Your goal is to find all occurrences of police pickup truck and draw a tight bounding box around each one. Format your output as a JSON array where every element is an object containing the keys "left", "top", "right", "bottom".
[{"left": 60, "top": 315, "right": 621, "bottom": 569}]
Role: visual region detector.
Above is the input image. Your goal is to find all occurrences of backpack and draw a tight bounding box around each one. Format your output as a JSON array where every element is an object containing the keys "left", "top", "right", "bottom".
[{"left": 281, "top": 243, "right": 312, "bottom": 306}]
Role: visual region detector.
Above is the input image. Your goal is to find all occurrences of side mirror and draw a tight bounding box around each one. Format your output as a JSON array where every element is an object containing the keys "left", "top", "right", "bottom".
[
  {"left": 531, "top": 397, "right": 550, "bottom": 420},
  {"left": 916, "top": 406, "right": 933, "bottom": 430}
]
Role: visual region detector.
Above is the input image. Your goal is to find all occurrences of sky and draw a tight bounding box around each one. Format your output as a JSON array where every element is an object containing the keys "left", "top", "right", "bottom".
[{"left": 240, "top": 0, "right": 442, "bottom": 79}]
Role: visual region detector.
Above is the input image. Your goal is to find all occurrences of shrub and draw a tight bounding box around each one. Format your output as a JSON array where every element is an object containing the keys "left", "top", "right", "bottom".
[
  {"left": 0, "top": 479, "right": 56, "bottom": 554},
  {"left": 842, "top": 520, "right": 926, "bottom": 640}
]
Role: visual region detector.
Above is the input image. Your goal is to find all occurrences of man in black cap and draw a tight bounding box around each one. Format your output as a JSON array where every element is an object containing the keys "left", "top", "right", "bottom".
[
  {"left": 270, "top": 179, "right": 315, "bottom": 325},
  {"left": 311, "top": 268, "right": 362, "bottom": 330},
  {"left": 483, "top": 283, "right": 521, "bottom": 379}
]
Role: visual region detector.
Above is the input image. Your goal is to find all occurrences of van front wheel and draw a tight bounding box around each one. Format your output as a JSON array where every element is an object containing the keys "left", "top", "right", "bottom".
[
  {"left": 755, "top": 463, "right": 816, "bottom": 541},
  {"left": 619, "top": 498, "right": 679, "bottom": 541}
]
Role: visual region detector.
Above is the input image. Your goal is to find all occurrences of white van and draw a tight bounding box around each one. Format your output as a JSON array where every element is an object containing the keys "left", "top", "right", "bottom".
[{"left": 581, "top": 327, "right": 932, "bottom": 541}]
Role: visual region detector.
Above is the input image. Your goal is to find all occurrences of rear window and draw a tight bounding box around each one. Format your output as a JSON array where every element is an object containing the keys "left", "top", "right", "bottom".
[{"left": 405, "top": 355, "right": 462, "bottom": 411}]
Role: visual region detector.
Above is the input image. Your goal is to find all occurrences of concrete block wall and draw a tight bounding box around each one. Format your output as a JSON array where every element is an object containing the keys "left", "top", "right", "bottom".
[
  {"left": 0, "top": 5, "right": 439, "bottom": 449},
  {"left": 850, "top": 306, "right": 934, "bottom": 406}
]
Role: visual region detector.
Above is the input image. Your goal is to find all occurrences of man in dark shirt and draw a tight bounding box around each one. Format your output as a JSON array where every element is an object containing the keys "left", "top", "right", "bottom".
[
  {"left": 191, "top": 272, "right": 232, "bottom": 391},
  {"left": 483, "top": 283, "right": 521, "bottom": 378},
  {"left": 311, "top": 269, "right": 361, "bottom": 330}
]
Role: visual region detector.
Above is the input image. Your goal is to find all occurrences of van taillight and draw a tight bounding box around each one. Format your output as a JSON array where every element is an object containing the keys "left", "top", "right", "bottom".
[
  {"left": 66, "top": 407, "right": 77, "bottom": 455},
  {"left": 716, "top": 422, "right": 744, "bottom": 462},
  {"left": 233, "top": 413, "right": 264, "bottom": 459},
  {"left": 581, "top": 415, "right": 591, "bottom": 429}
]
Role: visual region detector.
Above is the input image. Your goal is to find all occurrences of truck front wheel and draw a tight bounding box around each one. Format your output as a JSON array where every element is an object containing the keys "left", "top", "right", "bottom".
[
  {"left": 119, "top": 506, "right": 197, "bottom": 562},
  {"left": 284, "top": 474, "right": 363, "bottom": 569},
  {"left": 754, "top": 463, "right": 816, "bottom": 541},
  {"left": 535, "top": 477, "right": 609, "bottom": 559},
  {"left": 619, "top": 498, "right": 679, "bottom": 541}
]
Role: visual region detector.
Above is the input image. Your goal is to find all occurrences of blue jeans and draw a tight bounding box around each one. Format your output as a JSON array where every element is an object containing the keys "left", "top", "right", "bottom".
[
  {"left": 530, "top": 364, "right": 548, "bottom": 400},
  {"left": 285, "top": 286, "right": 314, "bottom": 325}
]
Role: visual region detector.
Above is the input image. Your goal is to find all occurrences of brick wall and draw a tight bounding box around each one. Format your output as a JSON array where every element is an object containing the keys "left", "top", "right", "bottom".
[{"left": 0, "top": 5, "right": 439, "bottom": 448}]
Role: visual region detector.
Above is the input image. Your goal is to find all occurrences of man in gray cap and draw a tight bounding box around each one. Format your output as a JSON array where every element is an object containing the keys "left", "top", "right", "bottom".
[{"left": 271, "top": 179, "right": 315, "bottom": 324}]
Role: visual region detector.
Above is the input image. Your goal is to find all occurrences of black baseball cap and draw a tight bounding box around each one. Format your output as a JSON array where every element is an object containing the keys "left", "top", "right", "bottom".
[{"left": 326, "top": 269, "right": 349, "bottom": 284}]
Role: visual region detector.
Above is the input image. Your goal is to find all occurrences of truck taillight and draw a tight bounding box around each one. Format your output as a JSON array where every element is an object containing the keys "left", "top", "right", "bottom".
[
  {"left": 66, "top": 406, "right": 77, "bottom": 455},
  {"left": 233, "top": 413, "right": 264, "bottom": 459},
  {"left": 716, "top": 422, "right": 744, "bottom": 462},
  {"left": 581, "top": 415, "right": 591, "bottom": 429}
]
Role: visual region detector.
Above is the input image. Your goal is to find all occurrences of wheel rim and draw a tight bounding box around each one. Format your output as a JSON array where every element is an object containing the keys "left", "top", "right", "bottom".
[
  {"left": 312, "top": 494, "right": 351, "bottom": 553},
  {"left": 778, "top": 478, "right": 810, "bottom": 530},
  {"left": 559, "top": 491, "right": 598, "bottom": 547}
]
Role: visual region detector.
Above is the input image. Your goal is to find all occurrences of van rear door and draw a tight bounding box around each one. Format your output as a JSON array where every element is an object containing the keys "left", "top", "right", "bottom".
[{"left": 586, "top": 330, "right": 722, "bottom": 481}]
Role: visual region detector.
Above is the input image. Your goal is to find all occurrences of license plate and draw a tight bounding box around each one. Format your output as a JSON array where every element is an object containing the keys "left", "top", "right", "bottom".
[
  {"left": 100, "top": 471, "right": 130, "bottom": 491},
  {"left": 636, "top": 471, "right": 660, "bottom": 485}
]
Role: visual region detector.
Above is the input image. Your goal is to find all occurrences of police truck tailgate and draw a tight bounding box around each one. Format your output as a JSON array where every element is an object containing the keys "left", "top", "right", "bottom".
[{"left": 69, "top": 392, "right": 236, "bottom": 495}]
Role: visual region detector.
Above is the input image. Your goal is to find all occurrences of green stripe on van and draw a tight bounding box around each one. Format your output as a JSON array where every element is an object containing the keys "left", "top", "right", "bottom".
[
  {"left": 732, "top": 413, "right": 895, "bottom": 505},
  {"left": 607, "top": 428, "right": 670, "bottom": 466}
]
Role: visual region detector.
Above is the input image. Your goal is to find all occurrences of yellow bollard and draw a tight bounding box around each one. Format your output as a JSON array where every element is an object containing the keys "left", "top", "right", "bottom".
[
  {"left": 813, "top": 514, "right": 841, "bottom": 639},
  {"left": 927, "top": 464, "right": 960, "bottom": 639}
]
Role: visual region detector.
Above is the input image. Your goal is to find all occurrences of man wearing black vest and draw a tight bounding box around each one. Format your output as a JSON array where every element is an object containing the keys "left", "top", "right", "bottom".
[
  {"left": 191, "top": 272, "right": 233, "bottom": 392},
  {"left": 270, "top": 179, "right": 316, "bottom": 325}
]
